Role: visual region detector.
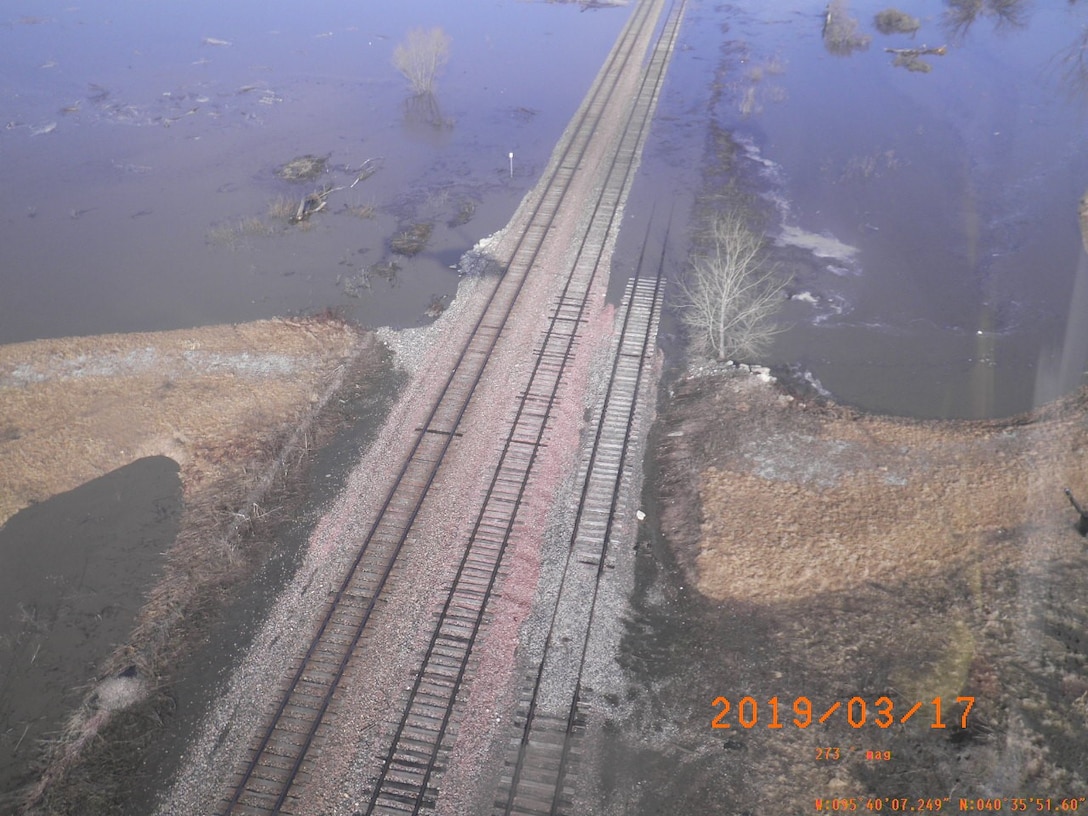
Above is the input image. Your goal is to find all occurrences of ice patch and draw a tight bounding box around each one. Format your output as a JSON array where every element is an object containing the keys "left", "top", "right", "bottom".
[
  {"left": 777, "top": 225, "right": 859, "bottom": 263},
  {"left": 799, "top": 368, "right": 832, "bottom": 399},
  {"left": 789, "top": 290, "right": 850, "bottom": 324}
]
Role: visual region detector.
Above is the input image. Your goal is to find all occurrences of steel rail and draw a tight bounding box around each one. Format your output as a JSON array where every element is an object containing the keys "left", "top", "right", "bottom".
[
  {"left": 219, "top": 1, "right": 670, "bottom": 813},
  {"left": 364, "top": 0, "right": 684, "bottom": 811}
]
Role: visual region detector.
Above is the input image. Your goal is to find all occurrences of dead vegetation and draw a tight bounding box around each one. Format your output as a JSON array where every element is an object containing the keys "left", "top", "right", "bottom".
[
  {"left": 0, "top": 318, "right": 386, "bottom": 814},
  {"left": 391, "top": 222, "right": 433, "bottom": 256},
  {"left": 392, "top": 27, "right": 452, "bottom": 96},
  {"left": 646, "top": 369, "right": 1088, "bottom": 808},
  {"left": 823, "top": 0, "right": 872, "bottom": 56},
  {"left": 943, "top": 0, "right": 1030, "bottom": 40},
  {"left": 886, "top": 44, "right": 948, "bottom": 73},
  {"left": 677, "top": 210, "right": 790, "bottom": 362},
  {"left": 276, "top": 154, "right": 329, "bottom": 183},
  {"left": 448, "top": 198, "right": 476, "bottom": 228},
  {"left": 267, "top": 194, "right": 298, "bottom": 221},
  {"left": 205, "top": 216, "right": 274, "bottom": 248},
  {"left": 874, "top": 8, "right": 921, "bottom": 35}
]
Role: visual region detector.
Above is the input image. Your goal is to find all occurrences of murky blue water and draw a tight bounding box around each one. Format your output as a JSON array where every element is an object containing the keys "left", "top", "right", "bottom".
[
  {"left": 680, "top": 0, "right": 1088, "bottom": 418},
  {"left": 0, "top": 1, "right": 631, "bottom": 344},
  {"left": 7, "top": 0, "right": 1073, "bottom": 419},
  {"left": 0, "top": 0, "right": 633, "bottom": 802}
]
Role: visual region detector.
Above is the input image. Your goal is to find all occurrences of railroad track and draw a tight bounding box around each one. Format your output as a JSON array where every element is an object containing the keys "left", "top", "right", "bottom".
[
  {"left": 492, "top": 235, "right": 669, "bottom": 816},
  {"left": 218, "top": 1, "right": 681, "bottom": 813}
]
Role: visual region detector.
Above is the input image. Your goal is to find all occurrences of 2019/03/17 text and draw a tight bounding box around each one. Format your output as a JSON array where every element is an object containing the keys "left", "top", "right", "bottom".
[{"left": 711, "top": 695, "right": 974, "bottom": 729}]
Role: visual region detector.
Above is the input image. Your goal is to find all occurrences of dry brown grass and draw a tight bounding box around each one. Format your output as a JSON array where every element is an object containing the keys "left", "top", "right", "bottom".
[
  {"left": 689, "top": 380, "right": 1085, "bottom": 604},
  {"left": 651, "top": 369, "right": 1088, "bottom": 806},
  {"left": 344, "top": 200, "right": 377, "bottom": 219},
  {"left": 0, "top": 318, "right": 384, "bottom": 813},
  {"left": 205, "top": 216, "right": 275, "bottom": 248},
  {"left": 0, "top": 319, "right": 360, "bottom": 528},
  {"left": 267, "top": 194, "right": 298, "bottom": 221}
]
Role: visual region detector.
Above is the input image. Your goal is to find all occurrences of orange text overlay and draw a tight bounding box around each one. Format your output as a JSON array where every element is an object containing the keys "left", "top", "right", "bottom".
[
  {"left": 812, "top": 796, "right": 1086, "bottom": 812},
  {"left": 711, "top": 695, "right": 974, "bottom": 730}
]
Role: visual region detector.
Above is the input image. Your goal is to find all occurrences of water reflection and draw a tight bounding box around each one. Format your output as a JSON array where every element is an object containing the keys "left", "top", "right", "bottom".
[
  {"left": 716, "top": 0, "right": 1088, "bottom": 418},
  {"left": 943, "top": 0, "right": 1031, "bottom": 40},
  {"left": 402, "top": 91, "right": 455, "bottom": 136},
  {"left": 1053, "top": 24, "right": 1088, "bottom": 100},
  {"left": 0, "top": 1, "right": 631, "bottom": 344}
]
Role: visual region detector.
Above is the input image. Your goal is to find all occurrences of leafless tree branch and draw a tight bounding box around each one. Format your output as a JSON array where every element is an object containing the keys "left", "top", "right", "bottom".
[
  {"left": 392, "top": 27, "right": 452, "bottom": 96},
  {"left": 678, "top": 210, "right": 790, "bottom": 362}
]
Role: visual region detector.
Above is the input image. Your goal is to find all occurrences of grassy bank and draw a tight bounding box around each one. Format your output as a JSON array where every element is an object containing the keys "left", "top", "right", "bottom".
[{"left": 0, "top": 316, "right": 385, "bottom": 814}]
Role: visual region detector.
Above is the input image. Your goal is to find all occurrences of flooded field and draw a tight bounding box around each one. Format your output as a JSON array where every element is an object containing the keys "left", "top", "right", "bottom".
[
  {"left": 597, "top": 2, "right": 1088, "bottom": 812},
  {"left": 650, "top": 0, "right": 1088, "bottom": 418},
  {"left": 0, "top": 3, "right": 634, "bottom": 811},
  {"left": 4, "top": 0, "right": 1088, "bottom": 813},
  {"left": 0, "top": 1, "right": 631, "bottom": 344}
]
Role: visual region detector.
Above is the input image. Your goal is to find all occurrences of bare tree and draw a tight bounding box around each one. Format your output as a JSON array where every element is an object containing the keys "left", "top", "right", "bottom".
[
  {"left": 393, "top": 27, "right": 452, "bottom": 96},
  {"left": 678, "top": 210, "right": 790, "bottom": 362}
]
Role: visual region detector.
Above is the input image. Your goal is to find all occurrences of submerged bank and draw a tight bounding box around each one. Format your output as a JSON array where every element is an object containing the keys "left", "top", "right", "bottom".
[{"left": 0, "top": 317, "right": 388, "bottom": 813}]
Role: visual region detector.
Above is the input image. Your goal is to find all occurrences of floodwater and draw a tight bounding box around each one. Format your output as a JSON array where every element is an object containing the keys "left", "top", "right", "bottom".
[
  {"left": 0, "top": 0, "right": 632, "bottom": 344},
  {"left": 3, "top": 0, "right": 1088, "bottom": 808},
  {"left": 0, "top": 457, "right": 181, "bottom": 802},
  {"left": 0, "top": 1, "right": 633, "bottom": 808},
  {"left": 660, "top": 0, "right": 1088, "bottom": 418}
]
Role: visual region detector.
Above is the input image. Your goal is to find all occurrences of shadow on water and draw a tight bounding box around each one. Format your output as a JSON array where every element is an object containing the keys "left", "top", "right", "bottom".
[
  {"left": 119, "top": 359, "right": 406, "bottom": 816},
  {"left": 0, "top": 456, "right": 181, "bottom": 803}
]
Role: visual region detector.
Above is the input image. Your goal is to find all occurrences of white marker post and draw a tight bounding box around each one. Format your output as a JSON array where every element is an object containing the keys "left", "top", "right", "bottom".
[{"left": 508, "top": 151, "right": 514, "bottom": 178}]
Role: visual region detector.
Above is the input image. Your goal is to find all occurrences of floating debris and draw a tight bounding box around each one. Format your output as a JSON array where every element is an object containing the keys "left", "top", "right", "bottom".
[
  {"left": 823, "top": 0, "right": 871, "bottom": 56},
  {"left": 424, "top": 295, "right": 447, "bottom": 319},
  {"left": 885, "top": 45, "right": 947, "bottom": 73},
  {"left": 338, "top": 271, "right": 371, "bottom": 298},
  {"left": 292, "top": 192, "right": 327, "bottom": 223},
  {"left": 448, "top": 198, "right": 476, "bottom": 227},
  {"left": 349, "top": 157, "right": 382, "bottom": 188},
  {"left": 777, "top": 225, "right": 859, "bottom": 263},
  {"left": 277, "top": 154, "right": 329, "bottom": 182},
  {"left": 371, "top": 260, "right": 400, "bottom": 283},
  {"left": 290, "top": 185, "right": 344, "bottom": 223},
  {"left": 390, "top": 223, "right": 433, "bottom": 256}
]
